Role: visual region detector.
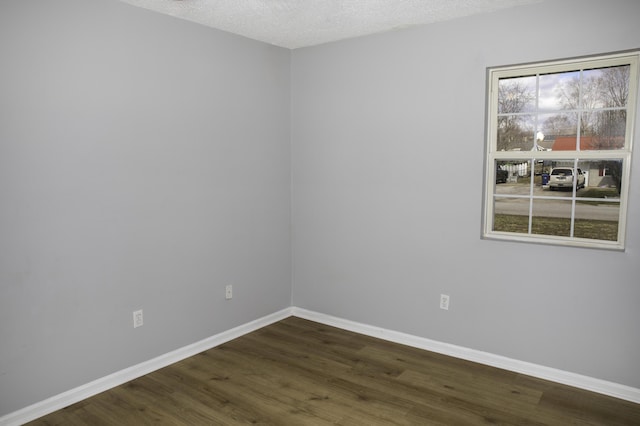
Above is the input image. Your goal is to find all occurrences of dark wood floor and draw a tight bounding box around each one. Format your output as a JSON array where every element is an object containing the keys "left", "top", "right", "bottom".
[{"left": 28, "top": 316, "right": 640, "bottom": 425}]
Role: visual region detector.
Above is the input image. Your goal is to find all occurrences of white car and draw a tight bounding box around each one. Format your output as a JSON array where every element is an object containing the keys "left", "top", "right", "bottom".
[{"left": 549, "top": 167, "right": 585, "bottom": 190}]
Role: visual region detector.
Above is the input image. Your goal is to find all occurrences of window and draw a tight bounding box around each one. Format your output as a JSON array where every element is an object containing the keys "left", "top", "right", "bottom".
[{"left": 483, "top": 52, "right": 639, "bottom": 250}]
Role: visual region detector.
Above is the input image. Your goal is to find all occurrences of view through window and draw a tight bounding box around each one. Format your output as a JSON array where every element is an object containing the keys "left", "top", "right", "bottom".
[{"left": 483, "top": 52, "right": 638, "bottom": 250}]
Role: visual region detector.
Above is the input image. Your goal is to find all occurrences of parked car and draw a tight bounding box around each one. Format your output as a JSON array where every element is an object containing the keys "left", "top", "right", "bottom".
[
  {"left": 549, "top": 167, "right": 585, "bottom": 190},
  {"left": 496, "top": 168, "right": 508, "bottom": 184}
]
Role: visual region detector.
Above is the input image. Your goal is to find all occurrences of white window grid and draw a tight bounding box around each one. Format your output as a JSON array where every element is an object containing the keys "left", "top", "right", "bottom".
[{"left": 483, "top": 52, "right": 639, "bottom": 250}]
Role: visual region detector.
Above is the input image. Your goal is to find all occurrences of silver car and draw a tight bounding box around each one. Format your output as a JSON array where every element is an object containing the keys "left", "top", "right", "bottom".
[{"left": 549, "top": 167, "right": 585, "bottom": 190}]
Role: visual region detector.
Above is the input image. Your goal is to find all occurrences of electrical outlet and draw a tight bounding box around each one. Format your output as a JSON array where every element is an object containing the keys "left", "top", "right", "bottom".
[
  {"left": 133, "top": 309, "right": 143, "bottom": 328},
  {"left": 440, "top": 294, "right": 450, "bottom": 310},
  {"left": 225, "top": 285, "right": 233, "bottom": 300}
]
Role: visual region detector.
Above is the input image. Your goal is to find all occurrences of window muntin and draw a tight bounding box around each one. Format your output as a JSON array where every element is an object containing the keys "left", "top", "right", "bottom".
[{"left": 484, "top": 53, "right": 638, "bottom": 250}]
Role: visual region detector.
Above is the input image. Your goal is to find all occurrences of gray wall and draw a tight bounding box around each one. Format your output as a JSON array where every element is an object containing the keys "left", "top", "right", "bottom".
[
  {"left": 291, "top": 0, "right": 640, "bottom": 389},
  {"left": 0, "top": 0, "right": 291, "bottom": 416},
  {"left": 3, "top": 0, "right": 640, "bottom": 418}
]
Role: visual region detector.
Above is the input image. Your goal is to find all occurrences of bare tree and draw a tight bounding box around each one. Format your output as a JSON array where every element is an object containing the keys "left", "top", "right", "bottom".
[
  {"left": 600, "top": 65, "right": 629, "bottom": 107},
  {"left": 593, "top": 66, "right": 630, "bottom": 192},
  {"left": 557, "top": 73, "right": 602, "bottom": 134},
  {"left": 542, "top": 114, "right": 574, "bottom": 137},
  {"left": 498, "top": 80, "right": 535, "bottom": 114},
  {"left": 497, "top": 80, "right": 535, "bottom": 151},
  {"left": 554, "top": 66, "right": 629, "bottom": 143}
]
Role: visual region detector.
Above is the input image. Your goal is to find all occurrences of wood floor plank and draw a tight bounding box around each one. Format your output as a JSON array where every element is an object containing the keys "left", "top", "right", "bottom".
[
  {"left": 26, "top": 317, "right": 640, "bottom": 425},
  {"left": 207, "top": 339, "right": 414, "bottom": 424}
]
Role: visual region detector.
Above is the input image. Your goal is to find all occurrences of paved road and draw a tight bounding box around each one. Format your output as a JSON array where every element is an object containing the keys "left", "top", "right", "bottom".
[{"left": 494, "top": 184, "right": 620, "bottom": 221}]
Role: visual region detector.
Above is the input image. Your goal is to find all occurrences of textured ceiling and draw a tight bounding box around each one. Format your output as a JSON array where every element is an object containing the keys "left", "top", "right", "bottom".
[{"left": 119, "top": 0, "right": 541, "bottom": 49}]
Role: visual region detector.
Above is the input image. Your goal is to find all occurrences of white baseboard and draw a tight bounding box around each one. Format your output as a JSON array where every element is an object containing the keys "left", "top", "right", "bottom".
[
  {"left": 4, "top": 306, "right": 639, "bottom": 426},
  {"left": 291, "top": 307, "right": 640, "bottom": 404},
  {"left": 0, "top": 308, "right": 293, "bottom": 426}
]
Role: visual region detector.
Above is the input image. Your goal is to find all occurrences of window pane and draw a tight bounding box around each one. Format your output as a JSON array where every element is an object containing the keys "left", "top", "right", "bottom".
[
  {"left": 578, "top": 159, "right": 622, "bottom": 192},
  {"left": 493, "top": 197, "right": 529, "bottom": 234},
  {"left": 497, "top": 114, "right": 535, "bottom": 151},
  {"left": 498, "top": 75, "right": 536, "bottom": 114},
  {"left": 574, "top": 202, "right": 619, "bottom": 241},
  {"left": 583, "top": 65, "right": 630, "bottom": 109},
  {"left": 580, "top": 68, "right": 608, "bottom": 109},
  {"left": 540, "top": 112, "right": 578, "bottom": 138},
  {"left": 494, "top": 160, "right": 531, "bottom": 195},
  {"left": 539, "top": 71, "right": 580, "bottom": 111},
  {"left": 531, "top": 199, "right": 572, "bottom": 237},
  {"left": 574, "top": 159, "right": 622, "bottom": 241},
  {"left": 540, "top": 112, "right": 578, "bottom": 150},
  {"left": 580, "top": 110, "right": 626, "bottom": 150}
]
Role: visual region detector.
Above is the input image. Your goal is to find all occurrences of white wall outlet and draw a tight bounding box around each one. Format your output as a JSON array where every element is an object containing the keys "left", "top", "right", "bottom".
[
  {"left": 133, "top": 309, "right": 143, "bottom": 328},
  {"left": 440, "top": 294, "right": 450, "bottom": 310},
  {"left": 225, "top": 285, "right": 233, "bottom": 300}
]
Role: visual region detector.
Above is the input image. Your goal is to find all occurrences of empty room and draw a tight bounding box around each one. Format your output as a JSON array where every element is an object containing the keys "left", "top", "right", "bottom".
[{"left": 1, "top": 0, "right": 639, "bottom": 424}]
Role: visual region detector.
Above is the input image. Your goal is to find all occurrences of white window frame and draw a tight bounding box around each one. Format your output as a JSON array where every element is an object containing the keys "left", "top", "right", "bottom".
[{"left": 483, "top": 51, "right": 639, "bottom": 250}]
